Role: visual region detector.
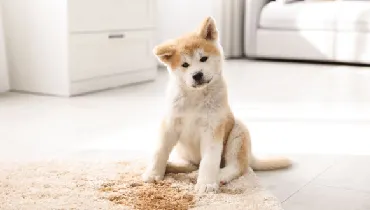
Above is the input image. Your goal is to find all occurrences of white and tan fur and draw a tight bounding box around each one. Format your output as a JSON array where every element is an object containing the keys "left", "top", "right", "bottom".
[{"left": 142, "top": 17, "right": 292, "bottom": 193}]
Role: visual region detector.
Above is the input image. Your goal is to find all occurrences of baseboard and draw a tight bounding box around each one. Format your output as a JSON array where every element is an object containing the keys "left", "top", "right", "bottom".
[{"left": 249, "top": 56, "right": 370, "bottom": 67}]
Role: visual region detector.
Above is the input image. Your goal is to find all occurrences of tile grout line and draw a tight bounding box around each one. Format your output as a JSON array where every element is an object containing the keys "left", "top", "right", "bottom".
[{"left": 281, "top": 162, "right": 337, "bottom": 204}]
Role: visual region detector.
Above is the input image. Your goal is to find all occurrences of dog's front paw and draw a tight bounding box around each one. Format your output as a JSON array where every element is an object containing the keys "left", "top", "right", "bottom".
[
  {"left": 195, "top": 182, "right": 219, "bottom": 193},
  {"left": 142, "top": 170, "right": 164, "bottom": 183}
]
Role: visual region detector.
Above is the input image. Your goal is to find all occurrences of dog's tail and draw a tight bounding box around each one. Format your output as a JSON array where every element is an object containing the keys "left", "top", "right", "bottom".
[
  {"left": 250, "top": 155, "right": 292, "bottom": 171},
  {"left": 165, "top": 162, "right": 198, "bottom": 174}
]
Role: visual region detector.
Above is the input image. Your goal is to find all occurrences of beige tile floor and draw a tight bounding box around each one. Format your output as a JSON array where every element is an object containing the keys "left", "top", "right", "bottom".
[{"left": 1, "top": 60, "right": 370, "bottom": 209}]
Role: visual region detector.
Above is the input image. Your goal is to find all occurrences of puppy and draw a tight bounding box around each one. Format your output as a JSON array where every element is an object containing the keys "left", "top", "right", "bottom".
[{"left": 142, "top": 17, "right": 291, "bottom": 193}]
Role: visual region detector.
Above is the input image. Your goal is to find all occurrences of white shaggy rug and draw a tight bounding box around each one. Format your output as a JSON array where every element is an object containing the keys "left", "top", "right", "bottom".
[{"left": 0, "top": 160, "right": 284, "bottom": 210}]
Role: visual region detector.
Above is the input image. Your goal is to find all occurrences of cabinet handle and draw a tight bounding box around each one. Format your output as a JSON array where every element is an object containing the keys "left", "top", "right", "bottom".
[{"left": 108, "top": 34, "right": 125, "bottom": 39}]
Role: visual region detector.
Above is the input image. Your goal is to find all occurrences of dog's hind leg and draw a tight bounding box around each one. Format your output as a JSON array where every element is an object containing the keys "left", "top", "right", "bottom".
[{"left": 219, "top": 122, "right": 250, "bottom": 184}]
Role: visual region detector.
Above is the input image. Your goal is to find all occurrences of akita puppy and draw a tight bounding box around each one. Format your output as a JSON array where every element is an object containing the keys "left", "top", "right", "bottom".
[{"left": 142, "top": 17, "right": 291, "bottom": 193}]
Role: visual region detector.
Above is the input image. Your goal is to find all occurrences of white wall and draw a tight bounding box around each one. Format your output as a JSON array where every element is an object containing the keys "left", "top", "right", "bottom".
[
  {"left": 156, "top": 0, "right": 222, "bottom": 45},
  {"left": 0, "top": 4, "right": 9, "bottom": 92}
]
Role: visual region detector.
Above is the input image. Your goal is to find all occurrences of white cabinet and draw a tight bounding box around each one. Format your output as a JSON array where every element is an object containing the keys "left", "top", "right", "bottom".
[
  {"left": 69, "top": 0, "right": 156, "bottom": 32},
  {"left": 70, "top": 31, "right": 155, "bottom": 82},
  {"left": 2, "top": 0, "right": 157, "bottom": 96}
]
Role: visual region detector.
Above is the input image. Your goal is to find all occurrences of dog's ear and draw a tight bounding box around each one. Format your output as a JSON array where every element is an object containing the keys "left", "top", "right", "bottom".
[
  {"left": 197, "top": 16, "right": 218, "bottom": 42},
  {"left": 153, "top": 43, "right": 176, "bottom": 64}
]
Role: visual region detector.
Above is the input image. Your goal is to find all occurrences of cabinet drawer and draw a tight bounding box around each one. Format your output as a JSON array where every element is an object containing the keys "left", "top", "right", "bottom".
[
  {"left": 68, "top": 0, "right": 156, "bottom": 32},
  {"left": 69, "top": 31, "right": 156, "bottom": 82}
]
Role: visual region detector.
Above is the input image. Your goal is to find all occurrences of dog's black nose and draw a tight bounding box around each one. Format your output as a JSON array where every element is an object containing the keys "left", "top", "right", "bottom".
[{"left": 192, "top": 72, "right": 204, "bottom": 82}]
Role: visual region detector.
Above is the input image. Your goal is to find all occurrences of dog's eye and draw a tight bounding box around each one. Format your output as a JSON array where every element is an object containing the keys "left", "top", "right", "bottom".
[
  {"left": 182, "top": 62, "right": 190, "bottom": 68},
  {"left": 200, "top": 56, "right": 208, "bottom": 62}
]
